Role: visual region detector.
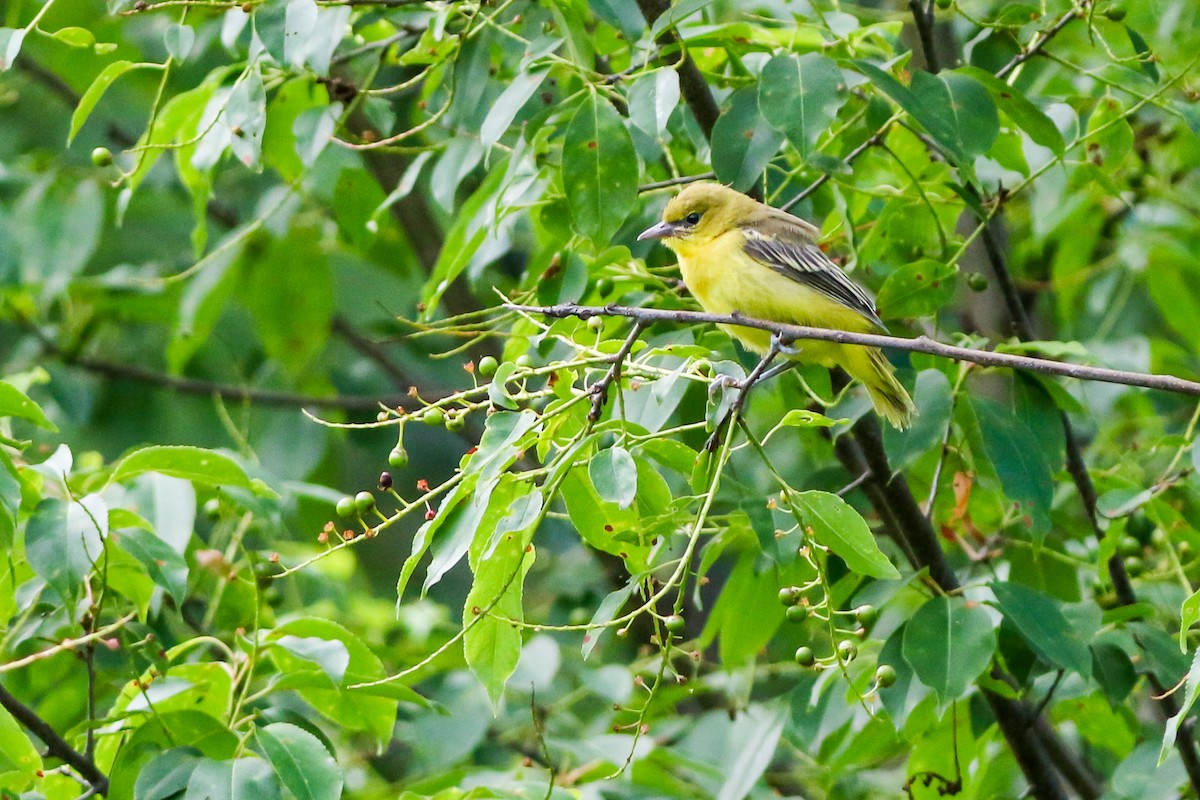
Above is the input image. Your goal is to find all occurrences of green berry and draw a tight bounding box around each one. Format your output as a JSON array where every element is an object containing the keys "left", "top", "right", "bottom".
[
  {"left": 477, "top": 356, "right": 499, "bottom": 377},
  {"left": 794, "top": 646, "right": 816, "bottom": 667},
  {"left": 389, "top": 447, "right": 409, "bottom": 469},
  {"left": 1118, "top": 537, "right": 1141, "bottom": 557},
  {"left": 778, "top": 586, "right": 802, "bottom": 606},
  {"left": 663, "top": 614, "right": 686, "bottom": 633},
  {"left": 786, "top": 605, "right": 808, "bottom": 623},
  {"left": 854, "top": 604, "right": 878, "bottom": 627},
  {"left": 967, "top": 272, "right": 989, "bottom": 292},
  {"left": 335, "top": 496, "right": 356, "bottom": 518},
  {"left": 423, "top": 408, "right": 445, "bottom": 427},
  {"left": 354, "top": 491, "right": 375, "bottom": 513},
  {"left": 1125, "top": 556, "right": 1144, "bottom": 576},
  {"left": 934, "top": 0, "right": 951, "bottom": 8},
  {"left": 1104, "top": 3, "right": 1126, "bottom": 20},
  {"left": 515, "top": 354, "right": 533, "bottom": 368},
  {"left": 587, "top": 316, "right": 604, "bottom": 331},
  {"left": 837, "top": 640, "right": 858, "bottom": 661},
  {"left": 875, "top": 664, "right": 897, "bottom": 688},
  {"left": 91, "top": 146, "right": 114, "bottom": 167},
  {"left": 446, "top": 413, "right": 466, "bottom": 432},
  {"left": 203, "top": 498, "right": 221, "bottom": 519},
  {"left": 595, "top": 278, "right": 614, "bottom": 296}
]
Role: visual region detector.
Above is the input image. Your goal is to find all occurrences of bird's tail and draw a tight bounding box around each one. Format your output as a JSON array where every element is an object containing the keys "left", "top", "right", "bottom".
[{"left": 844, "top": 347, "right": 915, "bottom": 430}]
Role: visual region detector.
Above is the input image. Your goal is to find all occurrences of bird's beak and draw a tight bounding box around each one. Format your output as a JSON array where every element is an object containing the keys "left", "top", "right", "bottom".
[{"left": 637, "top": 221, "right": 677, "bottom": 241}]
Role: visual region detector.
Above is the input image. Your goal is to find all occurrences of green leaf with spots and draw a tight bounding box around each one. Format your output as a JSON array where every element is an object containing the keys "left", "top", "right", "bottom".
[{"left": 562, "top": 92, "right": 638, "bottom": 243}]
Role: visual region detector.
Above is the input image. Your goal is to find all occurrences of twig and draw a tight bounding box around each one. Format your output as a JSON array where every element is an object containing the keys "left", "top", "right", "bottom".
[
  {"left": 996, "top": 4, "right": 1085, "bottom": 79},
  {"left": 0, "top": 684, "right": 108, "bottom": 795},
  {"left": 0, "top": 613, "right": 135, "bottom": 673},
  {"left": 639, "top": 172, "right": 716, "bottom": 192},
  {"left": 704, "top": 335, "right": 782, "bottom": 452},
  {"left": 908, "top": 0, "right": 942, "bottom": 73},
  {"left": 631, "top": 0, "right": 720, "bottom": 138},
  {"left": 507, "top": 304, "right": 1200, "bottom": 397},
  {"left": 588, "top": 322, "right": 646, "bottom": 422}
]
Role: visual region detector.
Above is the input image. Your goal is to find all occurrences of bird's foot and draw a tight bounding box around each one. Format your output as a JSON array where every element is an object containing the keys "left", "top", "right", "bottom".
[
  {"left": 770, "top": 332, "right": 803, "bottom": 357},
  {"left": 707, "top": 372, "right": 743, "bottom": 401}
]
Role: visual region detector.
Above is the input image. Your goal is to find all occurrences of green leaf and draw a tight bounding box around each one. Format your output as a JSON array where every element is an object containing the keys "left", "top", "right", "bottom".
[
  {"left": 112, "top": 446, "right": 255, "bottom": 490},
  {"left": 49, "top": 26, "right": 95, "bottom": 48},
  {"left": 958, "top": 66, "right": 1065, "bottom": 155},
  {"left": 588, "top": 446, "right": 637, "bottom": 509},
  {"left": 991, "top": 582, "right": 1092, "bottom": 675},
  {"left": 26, "top": 497, "right": 107, "bottom": 605},
  {"left": 164, "top": 22, "right": 195, "bottom": 61},
  {"left": 858, "top": 63, "right": 998, "bottom": 164},
  {"left": 0, "top": 451, "right": 19, "bottom": 549},
  {"left": 0, "top": 381, "right": 55, "bottom": 430},
  {"left": 463, "top": 530, "right": 533, "bottom": 710},
  {"left": 902, "top": 596, "right": 996, "bottom": 700},
  {"left": 759, "top": 53, "right": 847, "bottom": 158},
  {"left": 420, "top": 155, "right": 509, "bottom": 315},
  {"left": 712, "top": 85, "right": 784, "bottom": 191},
  {"left": 792, "top": 491, "right": 900, "bottom": 579},
  {"left": 227, "top": 68, "right": 267, "bottom": 168},
  {"left": 273, "top": 636, "right": 350, "bottom": 685},
  {"left": 1126, "top": 26, "right": 1159, "bottom": 83},
  {"left": 114, "top": 526, "right": 189, "bottom": 602},
  {"left": 876, "top": 258, "right": 957, "bottom": 320},
  {"left": 183, "top": 757, "right": 281, "bottom": 800},
  {"left": 561, "top": 467, "right": 648, "bottom": 572},
  {"left": 1161, "top": 648, "right": 1200, "bottom": 765},
  {"left": 1182, "top": 588, "right": 1200, "bottom": 653},
  {"left": 581, "top": 581, "right": 634, "bottom": 659},
  {"left": 0, "top": 704, "right": 42, "bottom": 793},
  {"left": 627, "top": 68, "right": 680, "bottom": 138},
  {"left": 562, "top": 92, "right": 639, "bottom": 243},
  {"left": 0, "top": 28, "right": 26, "bottom": 71},
  {"left": 971, "top": 397, "right": 1052, "bottom": 541},
  {"left": 135, "top": 748, "right": 205, "bottom": 800},
  {"left": 480, "top": 68, "right": 548, "bottom": 147},
  {"left": 1086, "top": 95, "right": 1134, "bottom": 173},
  {"left": 255, "top": 723, "right": 342, "bottom": 800},
  {"left": 715, "top": 702, "right": 788, "bottom": 800}
]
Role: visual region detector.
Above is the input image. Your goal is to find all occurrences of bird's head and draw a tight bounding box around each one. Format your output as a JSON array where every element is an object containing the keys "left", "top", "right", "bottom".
[{"left": 638, "top": 182, "right": 756, "bottom": 249}]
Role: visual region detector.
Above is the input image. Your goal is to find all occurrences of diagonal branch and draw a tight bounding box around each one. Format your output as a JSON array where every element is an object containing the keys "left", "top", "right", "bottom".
[
  {"left": 0, "top": 684, "right": 108, "bottom": 795},
  {"left": 507, "top": 303, "right": 1200, "bottom": 397}
]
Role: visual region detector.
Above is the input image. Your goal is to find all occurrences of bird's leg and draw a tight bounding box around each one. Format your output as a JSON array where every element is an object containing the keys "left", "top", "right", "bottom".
[{"left": 704, "top": 336, "right": 784, "bottom": 452}]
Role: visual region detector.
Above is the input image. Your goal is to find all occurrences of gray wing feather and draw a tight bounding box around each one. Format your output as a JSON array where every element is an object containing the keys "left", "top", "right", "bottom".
[{"left": 740, "top": 226, "right": 884, "bottom": 330}]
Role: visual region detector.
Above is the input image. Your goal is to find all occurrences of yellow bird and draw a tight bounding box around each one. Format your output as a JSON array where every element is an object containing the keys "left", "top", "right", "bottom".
[{"left": 638, "top": 182, "right": 914, "bottom": 430}]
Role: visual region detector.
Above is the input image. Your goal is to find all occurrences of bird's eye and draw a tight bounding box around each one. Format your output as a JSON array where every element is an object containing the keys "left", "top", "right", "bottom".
[{"left": 685, "top": 211, "right": 702, "bottom": 225}]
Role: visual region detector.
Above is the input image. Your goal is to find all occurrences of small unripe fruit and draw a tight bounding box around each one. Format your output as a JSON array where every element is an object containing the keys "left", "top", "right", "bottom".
[
  {"left": 854, "top": 604, "right": 878, "bottom": 627},
  {"left": 389, "top": 447, "right": 409, "bottom": 468},
  {"left": 794, "top": 646, "right": 816, "bottom": 667},
  {"left": 335, "top": 496, "right": 356, "bottom": 518},
  {"left": 354, "top": 491, "right": 375, "bottom": 512},
  {"left": 663, "top": 614, "right": 685, "bottom": 633},
  {"left": 91, "top": 147, "right": 114, "bottom": 167},
  {"left": 838, "top": 640, "right": 858, "bottom": 661},
  {"left": 786, "top": 605, "right": 808, "bottom": 623},
  {"left": 778, "top": 586, "right": 802, "bottom": 606},
  {"left": 587, "top": 316, "right": 604, "bottom": 331},
  {"left": 203, "top": 498, "right": 221, "bottom": 518},
  {"left": 968, "top": 272, "right": 989, "bottom": 292},
  {"left": 378, "top": 471, "right": 393, "bottom": 490},
  {"left": 515, "top": 354, "right": 533, "bottom": 368},
  {"left": 477, "top": 356, "right": 498, "bottom": 377},
  {"left": 595, "top": 278, "right": 614, "bottom": 296},
  {"left": 875, "top": 664, "right": 897, "bottom": 688},
  {"left": 1118, "top": 537, "right": 1141, "bottom": 557},
  {"left": 1125, "top": 556, "right": 1144, "bottom": 576},
  {"left": 1104, "top": 3, "right": 1126, "bottom": 20},
  {"left": 935, "top": 0, "right": 951, "bottom": 8},
  {"left": 423, "top": 408, "right": 445, "bottom": 426}
]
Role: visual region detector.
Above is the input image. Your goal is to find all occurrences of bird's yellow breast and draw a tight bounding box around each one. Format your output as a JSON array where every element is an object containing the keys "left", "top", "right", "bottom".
[{"left": 671, "top": 228, "right": 876, "bottom": 360}]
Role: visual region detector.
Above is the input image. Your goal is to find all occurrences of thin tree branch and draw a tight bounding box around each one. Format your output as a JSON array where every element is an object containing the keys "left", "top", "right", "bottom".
[
  {"left": 631, "top": 0, "right": 721, "bottom": 139},
  {"left": 507, "top": 304, "right": 1200, "bottom": 397},
  {"left": 996, "top": 4, "right": 1086, "bottom": 79},
  {"left": 639, "top": 172, "right": 716, "bottom": 193},
  {"left": 0, "top": 683, "right": 108, "bottom": 795},
  {"left": 588, "top": 322, "right": 646, "bottom": 422},
  {"left": 908, "top": 0, "right": 942, "bottom": 73}
]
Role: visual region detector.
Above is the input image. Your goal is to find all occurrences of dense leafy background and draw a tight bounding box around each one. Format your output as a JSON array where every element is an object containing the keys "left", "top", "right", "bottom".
[{"left": 2, "top": 0, "right": 1200, "bottom": 797}]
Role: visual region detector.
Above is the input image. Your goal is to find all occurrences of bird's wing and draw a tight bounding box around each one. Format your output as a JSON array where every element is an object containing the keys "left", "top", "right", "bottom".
[{"left": 739, "top": 217, "right": 885, "bottom": 330}]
